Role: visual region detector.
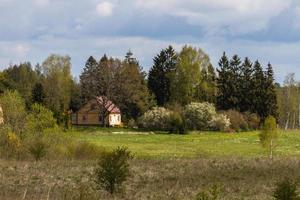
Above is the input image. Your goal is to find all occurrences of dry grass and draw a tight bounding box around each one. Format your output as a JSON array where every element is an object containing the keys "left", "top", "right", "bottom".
[{"left": 0, "top": 157, "right": 300, "bottom": 199}]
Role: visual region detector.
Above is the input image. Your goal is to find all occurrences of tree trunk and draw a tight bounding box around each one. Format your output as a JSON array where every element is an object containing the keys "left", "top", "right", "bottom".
[
  {"left": 293, "top": 112, "right": 296, "bottom": 129},
  {"left": 285, "top": 112, "right": 290, "bottom": 130},
  {"left": 270, "top": 139, "right": 273, "bottom": 160}
]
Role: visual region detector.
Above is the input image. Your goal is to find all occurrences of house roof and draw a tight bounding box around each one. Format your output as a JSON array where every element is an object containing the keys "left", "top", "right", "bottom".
[{"left": 96, "top": 96, "right": 121, "bottom": 114}]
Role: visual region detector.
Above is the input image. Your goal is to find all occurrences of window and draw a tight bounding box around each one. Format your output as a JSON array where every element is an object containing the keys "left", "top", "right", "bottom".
[
  {"left": 82, "top": 115, "right": 87, "bottom": 122},
  {"left": 118, "top": 115, "right": 120, "bottom": 122}
]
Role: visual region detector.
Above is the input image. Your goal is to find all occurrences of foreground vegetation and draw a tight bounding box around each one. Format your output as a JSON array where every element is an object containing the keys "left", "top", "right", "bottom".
[{"left": 1, "top": 157, "right": 300, "bottom": 200}]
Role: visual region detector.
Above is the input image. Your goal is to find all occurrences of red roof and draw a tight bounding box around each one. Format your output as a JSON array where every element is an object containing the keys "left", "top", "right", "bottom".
[{"left": 96, "top": 96, "right": 121, "bottom": 114}]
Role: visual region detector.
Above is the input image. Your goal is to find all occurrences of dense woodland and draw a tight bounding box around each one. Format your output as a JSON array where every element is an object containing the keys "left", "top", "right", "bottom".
[{"left": 0, "top": 45, "right": 291, "bottom": 129}]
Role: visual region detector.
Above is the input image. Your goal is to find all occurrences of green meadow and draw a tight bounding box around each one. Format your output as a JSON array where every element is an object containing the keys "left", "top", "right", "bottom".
[{"left": 72, "top": 127, "right": 300, "bottom": 158}]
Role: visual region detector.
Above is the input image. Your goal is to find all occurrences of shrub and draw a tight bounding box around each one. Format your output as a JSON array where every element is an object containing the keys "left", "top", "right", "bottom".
[
  {"left": 210, "top": 114, "right": 231, "bottom": 132},
  {"left": 273, "top": 178, "right": 300, "bottom": 200},
  {"left": 0, "top": 90, "right": 26, "bottom": 135},
  {"left": 244, "top": 112, "right": 260, "bottom": 130},
  {"left": 127, "top": 119, "right": 137, "bottom": 129},
  {"left": 26, "top": 136, "right": 48, "bottom": 161},
  {"left": 138, "top": 107, "right": 172, "bottom": 131},
  {"left": 94, "top": 147, "right": 133, "bottom": 194},
  {"left": 0, "top": 127, "right": 23, "bottom": 159},
  {"left": 25, "top": 103, "right": 57, "bottom": 135},
  {"left": 183, "top": 102, "right": 216, "bottom": 130},
  {"left": 168, "top": 112, "right": 185, "bottom": 134},
  {"left": 221, "top": 110, "right": 248, "bottom": 131}
]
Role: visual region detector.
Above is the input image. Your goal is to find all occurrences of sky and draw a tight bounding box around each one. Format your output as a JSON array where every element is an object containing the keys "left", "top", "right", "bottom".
[{"left": 1, "top": 0, "right": 300, "bottom": 82}]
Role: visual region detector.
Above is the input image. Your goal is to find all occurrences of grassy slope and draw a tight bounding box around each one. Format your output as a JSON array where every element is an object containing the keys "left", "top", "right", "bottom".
[{"left": 72, "top": 127, "right": 300, "bottom": 158}]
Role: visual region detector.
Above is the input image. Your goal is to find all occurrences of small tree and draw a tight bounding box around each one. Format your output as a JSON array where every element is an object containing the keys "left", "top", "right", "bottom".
[
  {"left": 25, "top": 103, "right": 57, "bottom": 135},
  {"left": 94, "top": 147, "right": 133, "bottom": 195},
  {"left": 27, "top": 137, "right": 48, "bottom": 161},
  {"left": 273, "top": 178, "right": 300, "bottom": 200},
  {"left": 259, "top": 116, "right": 278, "bottom": 159}
]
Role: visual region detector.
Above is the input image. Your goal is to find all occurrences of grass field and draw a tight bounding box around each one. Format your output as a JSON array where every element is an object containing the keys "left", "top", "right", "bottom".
[{"left": 72, "top": 127, "right": 300, "bottom": 158}]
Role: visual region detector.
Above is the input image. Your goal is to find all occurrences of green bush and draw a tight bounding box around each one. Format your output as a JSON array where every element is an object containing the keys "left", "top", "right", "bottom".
[
  {"left": 183, "top": 102, "right": 217, "bottom": 130},
  {"left": 25, "top": 103, "right": 57, "bottom": 135},
  {"left": 221, "top": 110, "right": 248, "bottom": 132},
  {"left": 94, "top": 147, "right": 133, "bottom": 194},
  {"left": 0, "top": 128, "right": 23, "bottom": 159},
  {"left": 26, "top": 136, "right": 48, "bottom": 161},
  {"left": 168, "top": 112, "right": 185, "bottom": 134},
  {"left": 273, "top": 178, "right": 300, "bottom": 200},
  {"left": 138, "top": 107, "right": 172, "bottom": 131}
]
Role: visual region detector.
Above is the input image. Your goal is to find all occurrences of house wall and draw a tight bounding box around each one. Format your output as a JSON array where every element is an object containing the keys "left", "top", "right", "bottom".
[
  {"left": 75, "top": 113, "right": 102, "bottom": 125},
  {"left": 109, "top": 113, "right": 121, "bottom": 126}
]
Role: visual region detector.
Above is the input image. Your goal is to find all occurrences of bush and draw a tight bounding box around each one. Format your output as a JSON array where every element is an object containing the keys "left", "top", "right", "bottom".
[
  {"left": 26, "top": 136, "right": 48, "bottom": 161},
  {"left": 273, "top": 178, "right": 300, "bottom": 200},
  {"left": 94, "top": 147, "right": 133, "bottom": 194},
  {"left": 0, "top": 131, "right": 22, "bottom": 159},
  {"left": 0, "top": 90, "right": 26, "bottom": 135},
  {"left": 244, "top": 112, "right": 260, "bottom": 130},
  {"left": 221, "top": 110, "right": 248, "bottom": 132},
  {"left": 127, "top": 119, "right": 137, "bottom": 129},
  {"left": 25, "top": 103, "right": 57, "bottom": 135},
  {"left": 183, "top": 102, "right": 216, "bottom": 130},
  {"left": 138, "top": 107, "right": 172, "bottom": 131},
  {"left": 168, "top": 112, "right": 185, "bottom": 134},
  {"left": 210, "top": 114, "right": 231, "bottom": 132}
]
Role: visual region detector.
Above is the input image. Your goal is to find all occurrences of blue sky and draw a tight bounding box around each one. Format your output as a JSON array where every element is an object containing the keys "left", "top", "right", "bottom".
[{"left": 1, "top": 0, "right": 300, "bottom": 82}]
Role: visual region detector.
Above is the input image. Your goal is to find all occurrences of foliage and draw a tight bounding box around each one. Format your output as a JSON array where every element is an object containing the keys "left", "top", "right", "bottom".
[
  {"left": 0, "top": 126, "right": 22, "bottom": 159},
  {"left": 138, "top": 107, "right": 172, "bottom": 131},
  {"left": 259, "top": 116, "right": 278, "bottom": 159},
  {"left": 25, "top": 103, "right": 57, "bottom": 134},
  {"left": 273, "top": 178, "right": 300, "bottom": 200},
  {"left": 170, "top": 45, "right": 215, "bottom": 105},
  {"left": 221, "top": 110, "right": 248, "bottom": 131},
  {"left": 210, "top": 114, "right": 231, "bottom": 132},
  {"left": 3, "top": 62, "right": 38, "bottom": 107},
  {"left": 244, "top": 112, "right": 261, "bottom": 130},
  {"left": 148, "top": 46, "right": 178, "bottom": 106},
  {"left": 0, "top": 90, "right": 26, "bottom": 135},
  {"left": 183, "top": 102, "right": 217, "bottom": 130},
  {"left": 168, "top": 111, "right": 185, "bottom": 134},
  {"left": 94, "top": 147, "right": 133, "bottom": 194},
  {"left": 42, "top": 54, "right": 72, "bottom": 122},
  {"left": 31, "top": 82, "right": 45, "bottom": 104},
  {"left": 26, "top": 136, "right": 48, "bottom": 161},
  {"left": 73, "top": 141, "right": 105, "bottom": 160}
]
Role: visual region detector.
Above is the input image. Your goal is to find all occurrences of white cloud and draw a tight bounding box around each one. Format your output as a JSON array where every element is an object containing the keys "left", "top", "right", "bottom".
[
  {"left": 135, "top": 0, "right": 292, "bottom": 34},
  {"left": 96, "top": 1, "right": 114, "bottom": 17},
  {"left": 33, "top": 0, "right": 49, "bottom": 7}
]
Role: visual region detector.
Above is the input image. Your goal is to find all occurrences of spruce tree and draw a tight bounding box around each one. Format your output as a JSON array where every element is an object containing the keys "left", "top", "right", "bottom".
[
  {"left": 80, "top": 56, "right": 98, "bottom": 102},
  {"left": 264, "top": 63, "right": 278, "bottom": 120},
  {"left": 252, "top": 60, "right": 266, "bottom": 119},
  {"left": 239, "top": 57, "right": 254, "bottom": 112},
  {"left": 228, "top": 55, "right": 242, "bottom": 110},
  {"left": 216, "top": 52, "right": 231, "bottom": 110},
  {"left": 32, "top": 82, "right": 45, "bottom": 104},
  {"left": 148, "top": 46, "right": 177, "bottom": 106}
]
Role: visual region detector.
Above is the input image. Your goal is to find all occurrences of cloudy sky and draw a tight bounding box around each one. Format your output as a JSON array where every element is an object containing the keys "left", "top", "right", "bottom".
[{"left": 1, "top": 0, "right": 300, "bottom": 82}]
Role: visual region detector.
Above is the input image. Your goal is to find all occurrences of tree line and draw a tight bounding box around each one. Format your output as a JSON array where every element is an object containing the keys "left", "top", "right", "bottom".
[{"left": 0, "top": 45, "right": 283, "bottom": 128}]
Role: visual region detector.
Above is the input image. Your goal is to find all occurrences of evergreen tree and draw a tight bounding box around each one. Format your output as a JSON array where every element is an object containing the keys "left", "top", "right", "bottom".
[
  {"left": 32, "top": 83, "right": 45, "bottom": 104},
  {"left": 239, "top": 57, "right": 254, "bottom": 112},
  {"left": 216, "top": 52, "right": 231, "bottom": 110},
  {"left": 80, "top": 56, "right": 98, "bottom": 102},
  {"left": 148, "top": 46, "right": 177, "bottom": 106},
  {"left": 228, "top": 55, "right": 242, "bottom": 109},
  {"left": 264, "top": 63, "right": 278, "bottom": 120},
  {"left": 252, "top": 60, "right": 266, "bottom": 118},
  {"left": 118, "top": 51, "right": 153, "bottom": 121}
]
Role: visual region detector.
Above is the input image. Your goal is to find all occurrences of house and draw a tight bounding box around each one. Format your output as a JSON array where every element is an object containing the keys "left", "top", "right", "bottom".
[{"left": 71, "top": 96, "right": 122, "bottom": 126}]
